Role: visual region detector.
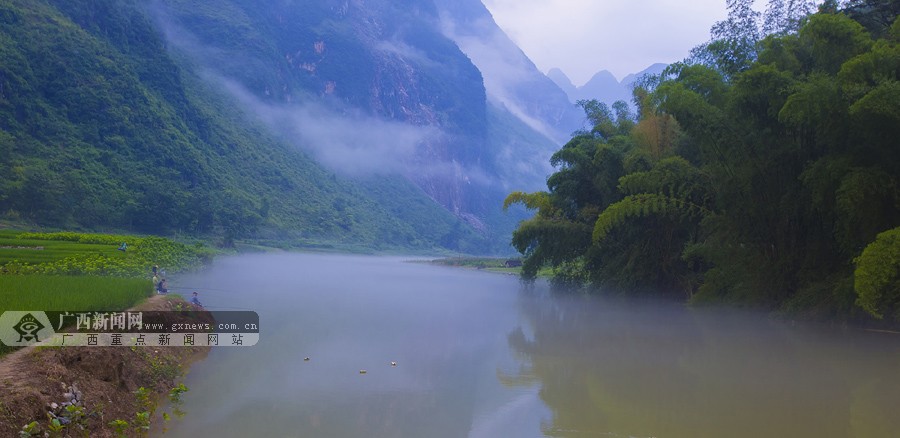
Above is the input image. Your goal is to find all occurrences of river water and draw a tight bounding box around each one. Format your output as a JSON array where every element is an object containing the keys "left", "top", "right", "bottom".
[{"left": 163, "top": 253, "right": 900, "bottom": 438}]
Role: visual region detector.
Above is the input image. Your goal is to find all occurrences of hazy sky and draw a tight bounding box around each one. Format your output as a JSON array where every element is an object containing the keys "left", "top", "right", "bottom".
[{"left": 481, "top": 0, "right": 730, "bottom": 85}]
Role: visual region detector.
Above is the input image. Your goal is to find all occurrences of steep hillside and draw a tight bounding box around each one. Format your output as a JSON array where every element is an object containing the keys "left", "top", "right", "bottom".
[
  {"left": 145, "top": 0, "right": 555, "bottom": 247},
  {"left": 0, "top": 0, "right": 491, "bottom": 251},
  {"left": 546, "top": 68, "right": 577, "bottom": 100},
  {"left": 149, "top": 0, "right": 495, "bottom": 215},
  {"left": 433, "top": 0, "right": 583, "bottom": 144}
]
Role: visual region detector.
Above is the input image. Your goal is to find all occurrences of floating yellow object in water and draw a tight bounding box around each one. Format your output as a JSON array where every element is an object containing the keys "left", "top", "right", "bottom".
[{"left": 359, "top": 370, "right": 367, "bottom": 374}]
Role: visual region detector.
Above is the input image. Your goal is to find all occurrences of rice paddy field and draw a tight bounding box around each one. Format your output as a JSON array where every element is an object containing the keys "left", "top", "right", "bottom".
[
  {"left": 0, "top": 230, "right": 211, "bottom": 276},
  {"left": 0, "top": 274, "right": 153, "bottom": 356},
  {"left": 0, "top": 229, "right": 129, "bottom": 265},
  {"left": 0, "top": 230, "right": 152, "bottom": 314},
  {"left": 0, "top": 275, "right": 152, "bottom": 314},
  {"left": 0, "top": 229, "right": 211, "bottom": 355}
]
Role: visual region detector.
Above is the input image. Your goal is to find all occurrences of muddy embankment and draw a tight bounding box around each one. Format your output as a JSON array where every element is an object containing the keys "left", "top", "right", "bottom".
[{"left": 0, "top": 296, "right": 211, "bottom": 437}]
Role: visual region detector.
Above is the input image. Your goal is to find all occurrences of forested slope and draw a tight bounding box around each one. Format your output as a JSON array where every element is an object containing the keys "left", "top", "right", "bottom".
[{"left": 0, "top": 0, "right": 489, "bottom": 251}]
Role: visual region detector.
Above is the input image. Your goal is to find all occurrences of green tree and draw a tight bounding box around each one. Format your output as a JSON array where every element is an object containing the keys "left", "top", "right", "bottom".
[
  {"left": 855, "top": 226, "right": 900, "bottom": 319},
  {"left": 507, "top": 3, "right": 900, "bottom": 320}
]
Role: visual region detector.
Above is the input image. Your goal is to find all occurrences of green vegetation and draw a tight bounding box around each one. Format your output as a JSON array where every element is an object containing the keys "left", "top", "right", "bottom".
[
  {"left": 0, "top": 230, "right": 207, "bottom": 317},
  {"left": 0, "top": 230, "right": 127, "bottom": 265},
  {"left": 428, "top": 257, "right": 526, "bottom": 275},
  {"left": 18, "top": 383, "right": 190, "bottom": 438},
  {"left": 506, "top": 1, "right": 899, "bottom": 322},
  {"left": 854, "top": 226, "right": 900, "bottom": 320},
  {"left": 0, "top": 0, "right": 494, "bottom": 252},
  {"left": 0, "top": 275, "right": 151, "bottom": 315},
  {"left": 0, "top": 230, "right": 210, "bottom": 355},
  {"left": 110, "top": 384, "right": 188, "bottom": 437},
  {"left": 0, "top": 231, "right": 211, "bottom": 277}
]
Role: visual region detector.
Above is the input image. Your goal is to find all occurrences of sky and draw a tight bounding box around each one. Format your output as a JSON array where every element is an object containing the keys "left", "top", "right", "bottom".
[{"left": 481, "top": 0, "right": 731, "bottom": 85}]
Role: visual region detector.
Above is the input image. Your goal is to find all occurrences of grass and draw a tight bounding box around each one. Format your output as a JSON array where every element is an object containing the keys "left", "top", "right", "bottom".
[
  {"left": 0, "top": 275, "right": 152, "bottom": 314},
  {"left": 429, "top": 257, "right": 521, "bottom": 273},
  {"left": 0, "top": 229, "right": 213, "bottom": 357},
  {"left": 0, "top": 275, "right": 153, "bottom": 355},
  {"left": 0, "top": 230, "right": 128, "bottom": 265},
  {"left": 428, "top": 256, "right": 555, "bottom": 276},
  {"left": 0, "top": 231, "right": 154, "bottom": 314}
]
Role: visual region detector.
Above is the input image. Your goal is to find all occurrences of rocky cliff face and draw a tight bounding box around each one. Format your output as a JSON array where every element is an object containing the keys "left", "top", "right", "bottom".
[
  {"left": 151, "top": 0, "right": 577, "bottom": 232},
  {"left": 151, "top": 0, "right": 510, "bottom": 227},
  {"left": 433, "top": 0, "right": 583, "bottom": 144},
  {"left": 0, "top": 0, "right": 514, "bottom": 251}
]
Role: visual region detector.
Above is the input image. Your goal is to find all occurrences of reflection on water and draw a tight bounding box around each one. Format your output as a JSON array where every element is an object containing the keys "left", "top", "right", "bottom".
[
  {"left": 510, "top": 291, "right": 900, "bottom": 438},
  {"left": 162, "top": 254, "right": 900, "bottom": 438}
]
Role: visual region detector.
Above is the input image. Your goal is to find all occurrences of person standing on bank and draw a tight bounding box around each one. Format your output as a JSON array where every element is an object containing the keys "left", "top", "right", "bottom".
[{"left": 190, "top": 291, "right": 203, "bottom": 308}]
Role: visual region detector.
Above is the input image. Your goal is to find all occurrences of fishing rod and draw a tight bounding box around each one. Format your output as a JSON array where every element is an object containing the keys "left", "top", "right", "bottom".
[
  {"left": 201, "top": 305, "right": 260, "bottom": 311},
  {"left": 167, "top": 286, "right": 237, "bottom": 293}
]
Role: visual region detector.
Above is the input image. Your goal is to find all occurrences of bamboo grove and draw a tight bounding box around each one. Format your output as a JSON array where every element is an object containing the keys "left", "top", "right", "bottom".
[{"left": 505, "top": 1, "right": 900, "bottom": 321}]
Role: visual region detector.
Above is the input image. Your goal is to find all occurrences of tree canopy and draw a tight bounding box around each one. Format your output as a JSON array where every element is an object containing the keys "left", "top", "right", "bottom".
[
  {"left": 506, "top": 3, "right": 899, "bottom": 321},
  {"left": 0, "top": 0, "right": 494, "bottom": 252}
]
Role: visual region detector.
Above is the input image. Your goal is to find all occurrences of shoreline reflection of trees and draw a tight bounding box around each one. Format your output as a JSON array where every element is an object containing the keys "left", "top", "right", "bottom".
[{"left": 503, "top": 286, "right": 900, "bottom": 437}]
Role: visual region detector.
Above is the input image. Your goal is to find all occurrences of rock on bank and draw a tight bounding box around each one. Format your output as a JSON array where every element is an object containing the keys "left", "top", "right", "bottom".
[{"left": 0, "top": 296, "right": 211, "bottom": 437}]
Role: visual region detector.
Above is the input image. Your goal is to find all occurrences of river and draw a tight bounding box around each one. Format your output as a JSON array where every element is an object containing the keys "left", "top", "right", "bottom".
[{"left": 162, "top": 253, "right": 900, "bottom": 438}]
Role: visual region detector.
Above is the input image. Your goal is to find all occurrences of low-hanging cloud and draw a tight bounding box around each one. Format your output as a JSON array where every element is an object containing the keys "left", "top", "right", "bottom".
[
  {"left": 284, "top": 106, "right": 438, "bottom": 176},
  {"left": 148, "top": 0, "right": 508, "bottom": 195},
  {"left": 149, "top": 3, "right": 440, "bottom": 177},
  {"left": 219, "top": 77, "right": 440, "bottom": 176}
]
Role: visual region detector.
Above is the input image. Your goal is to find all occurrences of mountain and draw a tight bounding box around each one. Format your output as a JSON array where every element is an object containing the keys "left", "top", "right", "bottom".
[
  {"left": 577, "top": 70, "right": 630, "bottom": 106},
  {"left": 549, "top": 63, "right": 669, "bottom": 107},
  {"left": 546, "top": 68, "right": 577, "bottom": 100},
  {"left": 621, "top": 63, "right": 668, "bottom": 87},
  {"left": 0, "top": 0, "right": 495, "bottom": 252},
  {"left": 433, "top": 0, "right": 584, "bottom": 145},
  {"left": 0, "top": 0, "right": 569, "bottom": 253}
]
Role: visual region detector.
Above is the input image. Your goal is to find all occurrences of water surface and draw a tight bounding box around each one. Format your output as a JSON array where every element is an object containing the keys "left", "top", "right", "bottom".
[{"left": 163, "top": 253, "right": 900, "bottom": 438}]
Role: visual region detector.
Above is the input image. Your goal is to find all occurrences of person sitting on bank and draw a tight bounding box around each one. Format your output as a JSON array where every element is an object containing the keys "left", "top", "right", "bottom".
[
  {"left": 156, "top": 279, "right": 168, "bottom": 294},
  {"left": 190, "top": 291, "right": 203, "bottom": 308}
]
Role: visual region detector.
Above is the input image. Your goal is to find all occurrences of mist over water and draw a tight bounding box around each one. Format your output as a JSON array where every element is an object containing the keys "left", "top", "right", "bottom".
[{"left": 163, "top": 254, "right": 900, "bottom": 438}]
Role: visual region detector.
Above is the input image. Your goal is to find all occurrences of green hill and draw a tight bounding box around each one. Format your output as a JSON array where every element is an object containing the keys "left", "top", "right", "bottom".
[{"left": 0, "top": 0, "right": 492, "bottom": 251}]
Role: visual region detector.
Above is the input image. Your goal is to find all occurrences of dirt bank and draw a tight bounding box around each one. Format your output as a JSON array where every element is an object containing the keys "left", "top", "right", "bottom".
[{"left": 0, "top": 296, "right": 211, "bottom": 437}]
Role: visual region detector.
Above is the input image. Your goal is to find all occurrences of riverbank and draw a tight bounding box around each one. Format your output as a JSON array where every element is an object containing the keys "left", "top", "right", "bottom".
[
  {"left": 0, "top": 295, "right": 211, "bottom": 437},
  {"left": 425, "top": 256, "right": 555, "bottom": 277}
]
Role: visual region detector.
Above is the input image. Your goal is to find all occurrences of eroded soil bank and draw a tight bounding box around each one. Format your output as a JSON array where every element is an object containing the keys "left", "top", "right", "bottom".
[{"left": 0, "top": 296, "right": 211, "bottom": 437}]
